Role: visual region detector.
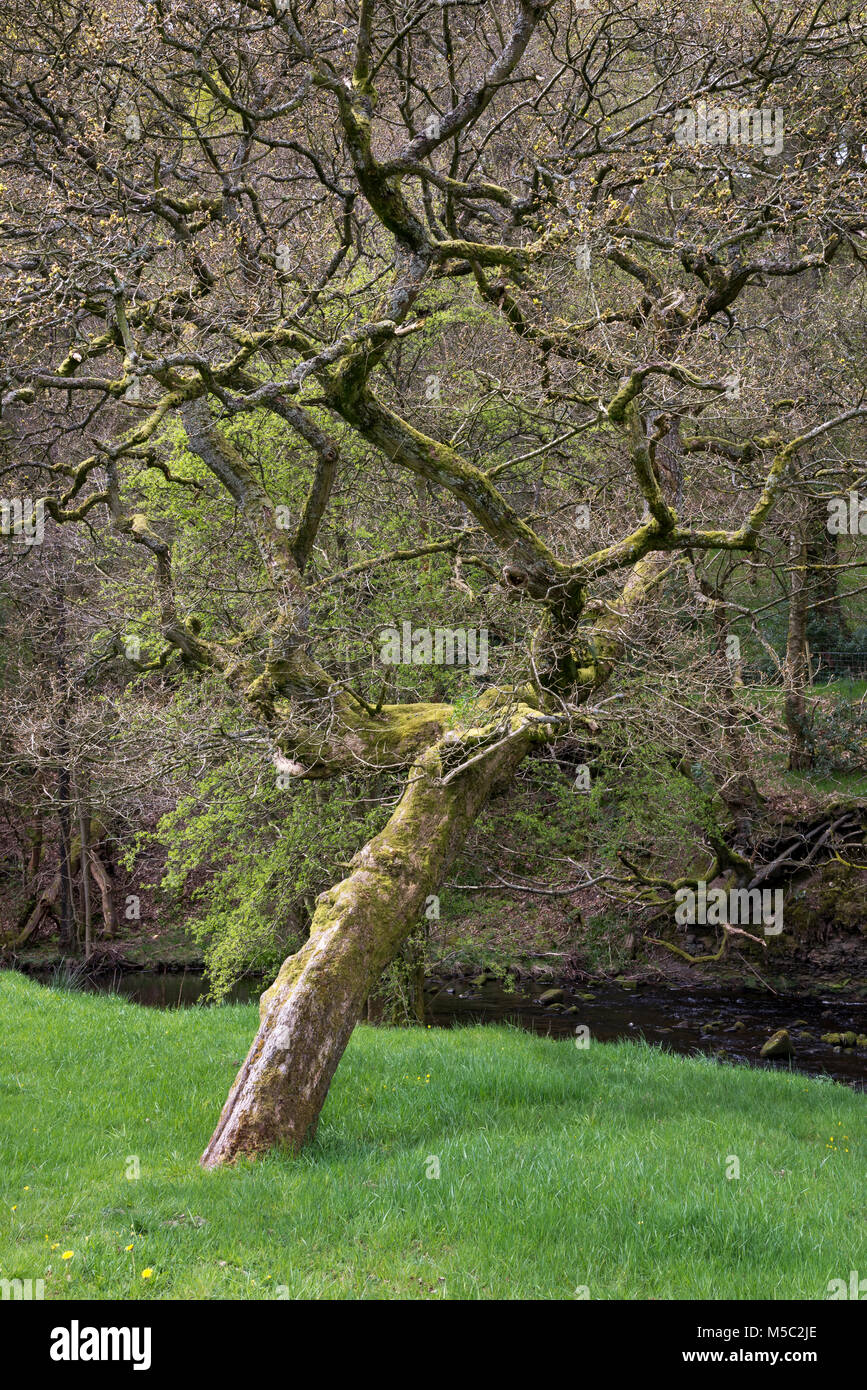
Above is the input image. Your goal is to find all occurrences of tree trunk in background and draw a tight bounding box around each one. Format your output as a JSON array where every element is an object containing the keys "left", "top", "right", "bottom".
[
  {"left": 7, "top": 826, "right": 116, "bottom": 951},
  {"left": 201, "top": 729, "right": 534, "bottom": 1166},
  {"left": 54, "top": 585, "right": 75, "bottom": 947},
  {"left": 9, "top": 839, "right": 82, "bottom": 949},
  {"left": 88, "top": 844, "right": 117, "bottom": 939},
  {"left": 75, "top": 780, "right": 92, "bottom": 960},
  {"left": 57, "top": 761, "right": 75, "bottom": 948},
  {"left": 784, "top": 527, "right": 813, "bottom": 771},
  {"left": 807, "top": 513, "right": 848, "bottom": 639},
  {"left": 26, "top": 820, "right": 43, "bottom": 881}
]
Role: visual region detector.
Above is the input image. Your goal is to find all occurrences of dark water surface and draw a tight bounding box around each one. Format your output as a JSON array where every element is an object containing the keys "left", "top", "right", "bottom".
[
  {"left": 427, "top": 979, "right": 867, "bottom": 1090},
  {"left": 19, "top": 966, "right": 867, "bottom": 1090}
]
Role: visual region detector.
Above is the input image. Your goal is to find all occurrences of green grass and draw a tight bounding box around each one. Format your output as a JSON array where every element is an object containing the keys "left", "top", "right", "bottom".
[
  {"left": 1, "top": 970, "right": 865, "bottom": 1300},
  {"left": 821, "top": 678, "right": 867, "bottom": 700},
  {"left": 744, "top": 678, "right": 867, "bottom": 706}
]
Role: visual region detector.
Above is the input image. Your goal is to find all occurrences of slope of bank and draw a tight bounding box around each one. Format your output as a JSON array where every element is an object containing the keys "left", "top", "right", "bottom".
[{"left": 0, "top": 971, "right": 864, "bottom": 1300}]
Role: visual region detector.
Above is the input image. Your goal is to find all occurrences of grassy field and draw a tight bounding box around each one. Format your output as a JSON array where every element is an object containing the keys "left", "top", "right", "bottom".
[{"left": 1, "top": 969, "right": 865, "bottom": 1300}]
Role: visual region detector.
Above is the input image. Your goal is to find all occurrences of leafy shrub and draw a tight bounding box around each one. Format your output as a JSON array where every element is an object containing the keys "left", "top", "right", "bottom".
[
  {"left": 145, "top": 762, "right": 390, "bottom": 999},
  {"left": 809, "top": 694, "right": 867, "bottom": 777}
]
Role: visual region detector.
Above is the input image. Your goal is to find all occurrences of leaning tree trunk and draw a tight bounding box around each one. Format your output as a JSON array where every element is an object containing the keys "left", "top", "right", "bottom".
[
  {"left": 200, "top": 723, "right": 537, "bottom": 1166},
  {"left": 87, "top": 846, "right": 117, "bottom": 939}
]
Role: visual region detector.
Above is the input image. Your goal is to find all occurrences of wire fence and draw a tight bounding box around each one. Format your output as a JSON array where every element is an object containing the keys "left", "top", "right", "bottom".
[
  {"left": 743, "top": 651, "right": 867, "bottom": 685},
  {"left": 810, "top": 650, "right": 867, "bottom": 681}
]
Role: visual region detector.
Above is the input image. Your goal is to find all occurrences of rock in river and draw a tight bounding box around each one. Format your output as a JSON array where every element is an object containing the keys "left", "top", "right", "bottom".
[
  {"left": 760, "top": 1028, "right": 794, "bottom": 1059},
  {"left": 539, "top": 988, "right": 565, "bottom": 1005}
]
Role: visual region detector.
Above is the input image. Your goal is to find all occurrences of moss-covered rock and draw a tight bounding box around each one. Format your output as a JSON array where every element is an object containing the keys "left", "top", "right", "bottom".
[
  {"left": 760, "top": 1028, "right": 794, "bottom": 1058},
  {"left": 539, "top": 987, "right": 565, "bottom": 1004}
]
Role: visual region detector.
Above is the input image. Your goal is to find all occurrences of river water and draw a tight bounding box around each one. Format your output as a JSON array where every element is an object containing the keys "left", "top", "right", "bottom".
[
  {"left": 20, "top": 966, "right": 867, "bottom": 1091},
  {"left": 427, "top": 978, "right": 867, "bottom": 1090}
]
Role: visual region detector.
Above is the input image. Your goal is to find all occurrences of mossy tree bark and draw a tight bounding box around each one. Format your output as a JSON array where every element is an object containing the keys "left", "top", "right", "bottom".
[{"left": 200, "top": 715, "right": 540, "bottom": 1166}]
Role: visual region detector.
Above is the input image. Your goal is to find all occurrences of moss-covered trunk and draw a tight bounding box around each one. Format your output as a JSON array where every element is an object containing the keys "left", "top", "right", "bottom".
[{"left": 200, "top": 724, "right": 535, "bottom": 1166}]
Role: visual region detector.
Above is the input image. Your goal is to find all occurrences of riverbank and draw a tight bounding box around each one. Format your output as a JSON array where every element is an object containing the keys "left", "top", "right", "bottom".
[
  {"left": 9, "top": 931, "right": 867, "bottom": 998},
  {"left": 1, "top": 970, "right": 865, "bottom": 1299},
  {"left": 8, "top": 960, "right": 867, "bottom": 1088}
]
